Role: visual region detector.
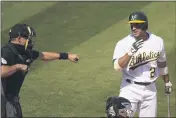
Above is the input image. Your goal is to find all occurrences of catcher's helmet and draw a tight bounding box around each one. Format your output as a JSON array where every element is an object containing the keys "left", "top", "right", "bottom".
[
  {"left": 128, "top": 11, "right": 148, "bottom": 30},
  {"left": 106, "top": 96, "right": 132, "bottom": 118}
]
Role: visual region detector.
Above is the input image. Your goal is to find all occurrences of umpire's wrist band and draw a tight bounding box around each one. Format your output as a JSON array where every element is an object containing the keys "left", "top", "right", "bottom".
[{"left": 59, "top": 52, "right": 68, "bottom": 60}]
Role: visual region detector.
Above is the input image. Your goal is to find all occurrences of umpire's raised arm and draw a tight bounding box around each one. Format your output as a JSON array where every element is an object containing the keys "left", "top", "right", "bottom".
[{"left": 39, "top": 52, "right": 79, "bottom": 63}]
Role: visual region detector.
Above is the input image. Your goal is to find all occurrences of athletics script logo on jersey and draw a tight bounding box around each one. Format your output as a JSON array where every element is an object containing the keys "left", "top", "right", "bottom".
[{"left": 128, "top": 51, "right": 160, "bottom": 70}]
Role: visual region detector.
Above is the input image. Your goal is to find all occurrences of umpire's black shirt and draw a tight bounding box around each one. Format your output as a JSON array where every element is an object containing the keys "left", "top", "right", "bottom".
[{"left": 1, "top": 42, "right": 39, "bottom": 97}]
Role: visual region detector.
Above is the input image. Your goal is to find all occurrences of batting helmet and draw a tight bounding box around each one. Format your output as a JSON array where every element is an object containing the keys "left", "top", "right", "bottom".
[
  {"left": 106, "top": 96, "right": 133, "bottom": 118},
  {"left": 128, "top": 11, "right": 148, "bottom": 30}
]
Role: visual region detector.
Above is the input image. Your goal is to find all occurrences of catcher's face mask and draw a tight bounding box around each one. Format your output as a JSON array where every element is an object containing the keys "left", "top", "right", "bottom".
[
  {"left": 106, "top": 97, "right": 133, "bottom": 118},
  {"left": 107, "top": 104, "right": 133, "bottom": 118},
  {"left": 118, "top": 102, "right": 133, "bottom": 118}
]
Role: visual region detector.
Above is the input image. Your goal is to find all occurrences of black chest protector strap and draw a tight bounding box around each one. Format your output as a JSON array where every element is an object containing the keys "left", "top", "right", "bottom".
[
  {"left": 7, "top": 43, "right": 25, "bottom": 63},
  {"left": 7, "top": 43, "right": 30, "bottom": 75}
]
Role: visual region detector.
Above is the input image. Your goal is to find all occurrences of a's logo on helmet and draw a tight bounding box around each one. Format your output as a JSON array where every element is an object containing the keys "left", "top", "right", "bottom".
[{"left": 131, "top": 14, "right": 137, "bottom": 21}]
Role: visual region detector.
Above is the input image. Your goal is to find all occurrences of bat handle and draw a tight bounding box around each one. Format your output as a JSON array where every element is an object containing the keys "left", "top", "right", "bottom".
[{"left": 167, "top": 94, "right": 171, "bottom": 118}]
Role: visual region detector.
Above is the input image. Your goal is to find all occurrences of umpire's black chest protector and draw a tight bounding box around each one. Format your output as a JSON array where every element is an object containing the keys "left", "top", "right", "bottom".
[{"left": 1, "top": 43, "right": 32, "bottom": 96}]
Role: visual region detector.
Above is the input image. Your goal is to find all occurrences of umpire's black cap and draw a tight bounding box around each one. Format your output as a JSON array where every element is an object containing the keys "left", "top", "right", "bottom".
[{"left": 9, "top": 24, "right": 36, "bottom": 39}]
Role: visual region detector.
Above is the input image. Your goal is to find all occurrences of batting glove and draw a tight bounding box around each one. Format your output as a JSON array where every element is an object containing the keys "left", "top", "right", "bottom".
[
  {"left": 165, "top": 81, "right": 172, "bottom": 94},
  {"left": 128, "top": 39, "right": 144, "bottom": 56}
]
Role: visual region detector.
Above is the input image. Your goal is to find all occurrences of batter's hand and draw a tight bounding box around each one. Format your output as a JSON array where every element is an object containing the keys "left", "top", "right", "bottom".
[
  {"left": 128, "top": 39, "right": 144, "bottom": 56},
  {"left": 68, "top": 53, "right": 79, "bottom": 63},
  {"left": 165, "top": 81, "right": 172, "bottom": 94}
]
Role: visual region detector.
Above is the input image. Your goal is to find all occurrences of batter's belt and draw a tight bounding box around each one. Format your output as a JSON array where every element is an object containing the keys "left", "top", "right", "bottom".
[{"left": 126, "top": 79, "right": 154, "bottom": 86}]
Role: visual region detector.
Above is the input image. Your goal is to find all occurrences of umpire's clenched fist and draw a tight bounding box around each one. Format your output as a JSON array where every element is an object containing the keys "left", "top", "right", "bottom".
[{"left": 68, "top": 53, "right": 79, "bottom": 63}]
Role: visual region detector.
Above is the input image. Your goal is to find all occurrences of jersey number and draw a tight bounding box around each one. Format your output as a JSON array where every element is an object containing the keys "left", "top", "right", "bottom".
[{"left": 150, "top": 67, "right": 156, "bottom": 79}]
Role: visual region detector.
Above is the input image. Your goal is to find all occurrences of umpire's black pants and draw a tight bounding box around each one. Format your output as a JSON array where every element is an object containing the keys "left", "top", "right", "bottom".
[
  {"left": 2, "top": 95, "right": 23, "bottom": 118},
  {"left": 1, "top": 94, "right": 6, "bottom": 117}
]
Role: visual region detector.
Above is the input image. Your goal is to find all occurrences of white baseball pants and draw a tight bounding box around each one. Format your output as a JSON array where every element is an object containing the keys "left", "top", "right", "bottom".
[{"left": 119, "top": 80, "right": 157, "bottom": 117}]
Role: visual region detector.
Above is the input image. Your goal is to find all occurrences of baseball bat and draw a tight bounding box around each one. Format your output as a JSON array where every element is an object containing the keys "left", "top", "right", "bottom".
[{"left": 167, "top": 94, "right": 171, "bottom": 118}]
